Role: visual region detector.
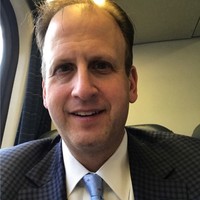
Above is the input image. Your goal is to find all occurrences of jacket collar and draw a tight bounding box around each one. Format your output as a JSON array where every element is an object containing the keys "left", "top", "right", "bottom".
[
  {"left": 18, "top": 136, "right": 67, "bottom": 200},
  {"left": 18, "top": 129, "right": 188, "bottom": 200},
  {"left": 127, "top": 127, "right": 187, "bottom": 200}
]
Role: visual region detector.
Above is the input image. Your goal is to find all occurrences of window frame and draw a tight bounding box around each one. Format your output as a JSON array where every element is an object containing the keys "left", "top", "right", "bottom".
[{"left": 0, "top": 0, "right": 19, "bottom": 144}]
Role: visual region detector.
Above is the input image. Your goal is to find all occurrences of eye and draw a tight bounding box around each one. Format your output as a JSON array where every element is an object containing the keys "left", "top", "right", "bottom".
[
  {"left": 53, "top": 63, "right": 75, "bottom": 76},
  {"left": 90, "top": 60, "right": 114, "bottom": 74}
]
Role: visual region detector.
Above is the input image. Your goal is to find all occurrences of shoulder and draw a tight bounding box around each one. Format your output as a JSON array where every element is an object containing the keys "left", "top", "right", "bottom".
[
  {"left": 0, "top": 136, "right": 62, "bottom": 200},
  {"left": 126, "top": 126, "right": 200, "bottom": 170},
  {"left": 126, "top": 126, "right": 200, "bottom": 150},
  {"left": 0, "top": 136, "right": 61, "bottom": 181},
  {"left": 126, "top": 127, "right": 200, "bottom": 198},
  {"left": 0, "top": 137, "right": 54, "bottom": 162}
]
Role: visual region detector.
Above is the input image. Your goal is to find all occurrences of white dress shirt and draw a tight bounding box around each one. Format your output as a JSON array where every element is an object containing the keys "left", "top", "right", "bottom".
[{"left": 62, "top": 131, "right": 134, "bottom": 200}]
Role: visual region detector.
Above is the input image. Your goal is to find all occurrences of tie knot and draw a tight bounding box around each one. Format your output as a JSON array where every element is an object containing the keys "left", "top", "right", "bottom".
[{"left": 83, "top": 173, "right": 103, "bottom": 200}]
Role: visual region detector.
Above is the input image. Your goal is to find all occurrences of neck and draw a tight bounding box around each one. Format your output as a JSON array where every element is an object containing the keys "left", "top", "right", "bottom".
[{"left": 64, "top": 136, "right": 124, "bottom": 172}]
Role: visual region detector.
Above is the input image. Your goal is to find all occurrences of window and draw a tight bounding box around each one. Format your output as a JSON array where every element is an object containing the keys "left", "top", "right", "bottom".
[
  {"left": 0, "top": 25, "right": 3, "bottom": 65},
  {"left": 0, "top": 0, "right": 19, "bottom": 144}
]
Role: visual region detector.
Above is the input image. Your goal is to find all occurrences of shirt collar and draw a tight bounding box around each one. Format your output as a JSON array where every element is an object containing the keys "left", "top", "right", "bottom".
[
  {"left": 96, "top": 131, "right": 131, "bottom": 199},
  {"left": 62, "top": 140, "right": 89, "bottom": 196},
  {"left": 62, "top": 130, "right": 131, "bottom": 199}
]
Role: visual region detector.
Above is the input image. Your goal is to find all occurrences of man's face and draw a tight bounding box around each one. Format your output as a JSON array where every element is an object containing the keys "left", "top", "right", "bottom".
[{"left": 42, "top": 5, "right": 137, "bottom": 155}]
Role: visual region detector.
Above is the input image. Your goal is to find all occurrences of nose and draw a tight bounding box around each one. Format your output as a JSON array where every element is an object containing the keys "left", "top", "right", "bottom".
[{"left": 71, "top": 68, "right": 98, "bottom": 101}]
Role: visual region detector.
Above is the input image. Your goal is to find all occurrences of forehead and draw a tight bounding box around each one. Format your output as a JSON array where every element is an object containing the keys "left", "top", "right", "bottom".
[
  {"left": 44, "top": 4, "right": 125, "bottom": 45},
  {"left": 42, "top": 4, "right": 126, "bottom": 69},
  {"left": 52, "top": 3, "right": 116, "bottom": 27}
]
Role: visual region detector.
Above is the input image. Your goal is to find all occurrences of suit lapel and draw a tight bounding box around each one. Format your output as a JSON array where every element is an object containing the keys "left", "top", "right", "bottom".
[
  {"left": 17, "top": 129, "right": 188, "bottom": 200},
  {"left": 18, "top": 137, "right": 66, "bottom": 200},
  {"left": 127, "top": 128, "right": 187, "bottom": 200}
]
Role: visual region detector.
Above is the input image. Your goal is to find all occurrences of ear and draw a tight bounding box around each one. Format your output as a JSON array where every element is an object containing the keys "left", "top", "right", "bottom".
[
  {"left": 129, "top": 66, "right": 138, "bottom": 103},
  {"left": 42, "top": 80, "right": 48, "bottom": 109}
]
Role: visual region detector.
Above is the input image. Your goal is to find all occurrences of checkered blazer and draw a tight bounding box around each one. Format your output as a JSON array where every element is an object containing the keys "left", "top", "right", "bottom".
[{"left": 1, "top": 127, "right": 200, "bottom": 200}]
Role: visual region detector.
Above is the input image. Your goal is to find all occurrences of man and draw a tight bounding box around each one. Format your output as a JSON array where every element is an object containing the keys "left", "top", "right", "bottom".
[{"left": 1, "top": 0, "right": 200, "bottom": 199}]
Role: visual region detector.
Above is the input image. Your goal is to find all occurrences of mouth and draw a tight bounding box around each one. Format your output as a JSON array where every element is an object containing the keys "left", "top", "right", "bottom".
[{"left": 71, "top": 110, "right": 104, "bottom": 117}]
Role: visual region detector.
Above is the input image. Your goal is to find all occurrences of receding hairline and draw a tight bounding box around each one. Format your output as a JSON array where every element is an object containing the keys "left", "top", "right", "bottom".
[
  {"left": 47, "top": 2, "right": 118, "bottom": 28},
  {"left": 37, "top": 1, "right": 128, "bottom": 51},
  {"left": 42, "top": 3, "right": 127, "bottom": 72},
  {"left": 36, "top": 0, "right": 134, "bottom": 77}
]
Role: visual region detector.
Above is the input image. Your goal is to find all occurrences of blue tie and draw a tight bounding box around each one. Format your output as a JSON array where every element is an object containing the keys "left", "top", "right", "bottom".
[{"left": 83, "top": 173, "right": 103, "bottom": 200}]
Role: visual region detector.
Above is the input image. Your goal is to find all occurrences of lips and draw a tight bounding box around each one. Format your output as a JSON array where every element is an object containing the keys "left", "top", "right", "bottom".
[{"left": 71, "top": 110, "right": 104, "bottom": 117}]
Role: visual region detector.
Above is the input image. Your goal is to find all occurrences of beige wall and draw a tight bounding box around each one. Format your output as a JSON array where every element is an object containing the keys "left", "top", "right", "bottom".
[{"left": 126, "top": 38, "right": 200, "bottom": 136}]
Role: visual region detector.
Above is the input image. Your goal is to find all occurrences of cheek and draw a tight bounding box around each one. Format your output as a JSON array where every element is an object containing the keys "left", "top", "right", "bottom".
[
  {"left": 105, "top": 80, "right": 130, "bottom": 109},
  {"left": 45, "top": 86, "right": 68, "bottom": 127},
  {"left": 45, "top": 85, "right": 67, "bottom": 110}
]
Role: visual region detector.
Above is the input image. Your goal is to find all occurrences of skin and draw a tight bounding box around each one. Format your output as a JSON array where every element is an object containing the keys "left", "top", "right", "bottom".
[{"left": 42, "top": 4, "right": 138, "bottom": 171}]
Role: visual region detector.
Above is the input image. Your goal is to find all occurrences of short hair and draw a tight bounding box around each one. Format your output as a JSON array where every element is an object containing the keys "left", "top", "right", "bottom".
[{"left": 35, "top": 0, "right": 134, "bottom": 77}]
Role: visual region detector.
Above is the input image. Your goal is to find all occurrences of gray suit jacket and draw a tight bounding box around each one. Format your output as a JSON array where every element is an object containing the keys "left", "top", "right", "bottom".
[{"left": 1, "top": 127, "right": 200, "bottom": 200}]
